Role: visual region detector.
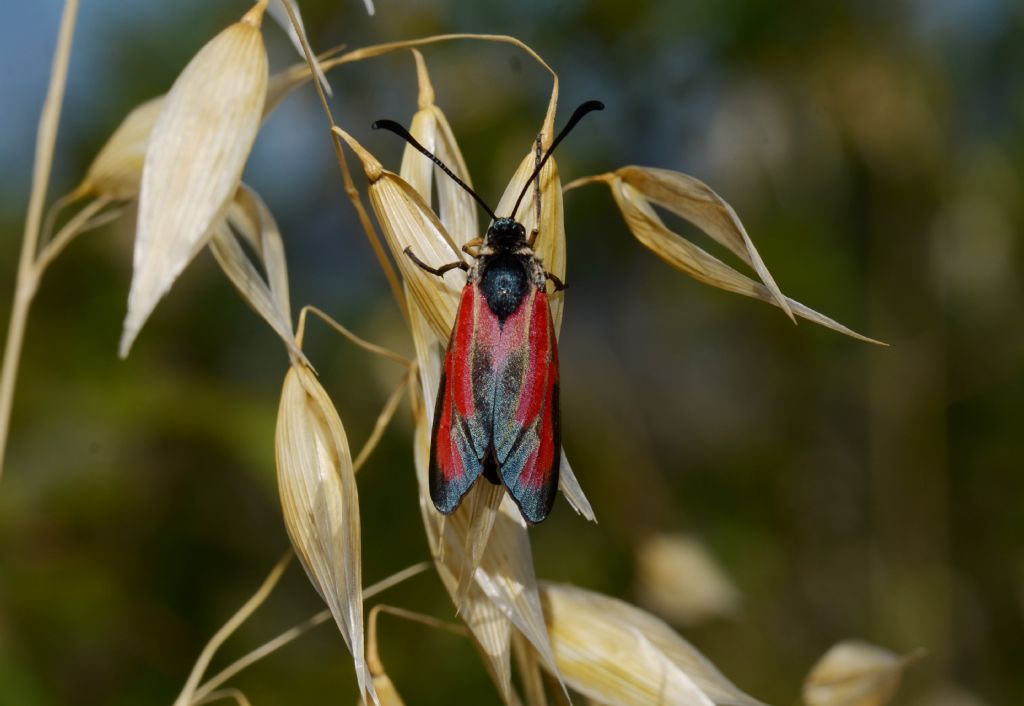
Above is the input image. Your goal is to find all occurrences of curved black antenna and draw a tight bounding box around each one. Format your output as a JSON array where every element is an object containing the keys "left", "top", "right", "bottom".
[
  {"left": 510, "top": 100, "right": 605, "bottom": 219},
  {"left": 371, "top": 119, "right": 497, "bottom": 221}
]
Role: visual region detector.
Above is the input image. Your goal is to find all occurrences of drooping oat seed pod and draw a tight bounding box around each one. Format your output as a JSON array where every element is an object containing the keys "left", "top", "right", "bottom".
[
  {"left": 209, "top": 184, "right": 302, "bottom": 362},
  {"left": 540, "top": 582, "right": 766, "bottom": 706},
  {"left": 119, "top": 1, "right": 270, "bottom": 357},
  {"left": 803, "top": 641, "right": 919, "bottom": 706},
  {"left": 81, "top": 52, "right": 336, "bottom": 204},
  {"left": 617, "top": 166, "right": 793, "bottom": 321},
  {"left": 401, "top": 50, "right": 479, "bottom": 251},
  {"left": 569, "top": 167, "right": 883, "bottom": 344},
  {"left": 334, "top": 126, "right": 462, "bottom": 341},
  {"left": 276, "top": 363, "right": 375, "bottom": 705},
  {"left": 83, "top": 97, "right": 164, "bottom": 201},
  {"left": 634, "top": 533, "right": 740, "bottom": 628}
]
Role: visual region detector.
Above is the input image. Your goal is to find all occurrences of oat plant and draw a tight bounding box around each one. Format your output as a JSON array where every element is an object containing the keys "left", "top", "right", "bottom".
[{"left": 2, "top": 1, "right": 895, "bottom": 704}]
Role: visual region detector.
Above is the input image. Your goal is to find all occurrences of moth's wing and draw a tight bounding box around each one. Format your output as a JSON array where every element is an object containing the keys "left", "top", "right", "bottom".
[
  {"left": 492, "top": 288, "right": 561, "bottom": 523},
  {"left": 429, "top": 283, "right": 499, "bottom": 514}
]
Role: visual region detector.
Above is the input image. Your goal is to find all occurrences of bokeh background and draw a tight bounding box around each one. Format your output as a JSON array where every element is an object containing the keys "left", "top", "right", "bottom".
[{"left": 1, "top": 0, "right": 1022, "bottom": 704}]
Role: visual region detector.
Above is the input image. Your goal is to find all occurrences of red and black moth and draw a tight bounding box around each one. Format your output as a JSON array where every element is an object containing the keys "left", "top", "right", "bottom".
[{"left": 373, "top": 100, "right": 604, "bottom": 524}]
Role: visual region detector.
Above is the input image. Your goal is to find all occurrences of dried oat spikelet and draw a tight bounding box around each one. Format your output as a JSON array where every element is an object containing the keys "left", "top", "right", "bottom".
[
  {"left": 83, "top": 49, "right": 340, "bottom": 203},
  {"left": 210, "top": 184, "right": 302, "bottom": 362},
  {"left": 276, "top": 363, "right": 375, "bottom": 705},
  {"left": 541, "top": 582, "right": 766, "bottom": 706},
  {"left": 119, "top": 1, "right": 270, "bottom": 357},
  {"left": 803, "top": 641, "right": 920, "bottom": 706},
  {"left": 334, "top": 126, "right": 461, "bottom": 341},
  {"left": 568, "top": 167, "right": 883, "bottom": 344},
  {"left": 634, "top": 534, "right": 740, "bottom": 627},
  {"left": 83, "top": 96, "right": 164, "bottom": 201},
  {"left": 401, "top": 50, "right": 479, "bottom": 251}
]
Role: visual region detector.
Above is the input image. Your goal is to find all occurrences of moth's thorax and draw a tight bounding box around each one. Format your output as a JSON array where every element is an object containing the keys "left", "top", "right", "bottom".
[{"left": 478, "top": 253, "right": 530, "bottom": 322}]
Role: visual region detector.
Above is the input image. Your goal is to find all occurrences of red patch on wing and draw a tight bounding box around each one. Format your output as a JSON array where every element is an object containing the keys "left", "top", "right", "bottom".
[
  {"left": 496, "top": 290, "right": 561, "bottom": 523},
  {"left": 451, "top": 285, "right": 477, "bottom": 418}
]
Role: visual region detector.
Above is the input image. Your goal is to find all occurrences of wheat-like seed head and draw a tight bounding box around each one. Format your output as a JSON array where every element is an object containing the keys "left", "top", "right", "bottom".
[
  {"left": 276, "top": 363, "right": 375, "bottom": 705},
  {"left": 119, "top": 2, "right": 270, "bottom": 357},
  {"left": 803, "top": 641, "right": 922, "bottom": 706}
]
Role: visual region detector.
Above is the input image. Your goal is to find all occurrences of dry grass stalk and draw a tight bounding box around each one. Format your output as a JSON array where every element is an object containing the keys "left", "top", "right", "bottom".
[
  {"left": 540, "top": 582, "right": 766, "bottom": 706},
  {"left": 266, "top": 0, "right": 331, "bottom": 96},
  {"left": 193, "top": 688, "right": 253, "bottom": 706},
  {"left": 0, "top": 0, "right": 81, "bottom": 479},
  {"left": 566, "top": 169, "right": 883, "bottom": 344},
  {"left": 275, "top": 362, "right": 375, "bottom": 704},
  {"left": 364, "top": 605, "right": 471, "bottom": 706},
  {"left": 173, "top": 552, "right": 293, "bottom": 706},
  {"left": 189, "top": 562, "right": 430, "bottom": 704},
  {"left": 119, "top": 1, "right": 270, "bottom": 357},
  {"left": 276, "top": 0, "right": 407, "bottom": 320},
  {"left": 634, "top": 534, "right": 740, "bottom": 627},
  {"left": 803, "top": 641, "right": 921, "bottom": 706}
]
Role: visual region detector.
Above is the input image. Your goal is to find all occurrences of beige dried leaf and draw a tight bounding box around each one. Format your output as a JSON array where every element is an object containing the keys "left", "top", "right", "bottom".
[
  {"left": 210, "top": 185, "right": 301, "bottom": 361},
  {"left": 335, "top": 126, "right": 461, "bottom": 341},
  {"left": 609, "top": 178, "right": 883, "bottom": 344},
  {"left": 275, "top": 363, "right": 375, "bottom": 704},
  {"left": 634, "top": 534, "right": 740, "bottom": 627},
  {"left": 119, "top": 4, "right": 269, "bottom": 357},
  {"left": 541, "top": 583, "right": 765, "bottom": 706},
  {"left": 402, "top": 51, "right": 480, "bottom": 249},
  {"left": 558, "top": 450, "right": 595, "bottom": 522},
  {"left": 616, "top": 166, "right": 793, "bottom": 322},
  {"left": 803, "top": 641, "right": 917, "bottom": 706}
]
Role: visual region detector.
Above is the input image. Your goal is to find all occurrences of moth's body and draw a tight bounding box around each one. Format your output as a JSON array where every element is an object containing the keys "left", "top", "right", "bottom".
[
  {"left": 410, "top": 217, "right": 562, "bottom": 523},
  {"left": 380, "top": 98, "right": 602, "bottom": 524}
]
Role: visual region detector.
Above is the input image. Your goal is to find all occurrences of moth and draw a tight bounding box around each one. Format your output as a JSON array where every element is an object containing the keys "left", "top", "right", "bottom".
[{"left": 374, "top": 101, "right": 603, "bottom": 523}]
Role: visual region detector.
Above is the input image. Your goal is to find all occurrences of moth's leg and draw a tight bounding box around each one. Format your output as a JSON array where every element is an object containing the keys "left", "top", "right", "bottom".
[
  {"left": 461, "top": 237, "right": 483, "bottom": 257},
  {"left": 528, "top": 133, "right": 542, "bottom": 248},
  {"left": 404, "top": 247, "right": 469, "bottom": 278},
  {"left": 544, "top": 271, "right": 567, "bottom": 292}
]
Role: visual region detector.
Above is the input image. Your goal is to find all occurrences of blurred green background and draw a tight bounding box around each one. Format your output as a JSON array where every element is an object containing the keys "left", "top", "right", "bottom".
[{"left": 1, "top": 0, "right": 1022, "bottom": 704}]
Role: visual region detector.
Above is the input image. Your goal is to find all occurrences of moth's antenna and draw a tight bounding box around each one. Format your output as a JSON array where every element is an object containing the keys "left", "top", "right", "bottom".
[
  {"left": 510, "top": 100, "right": 605, "bottom": 219},
  {"left": 372, "top": 119, "right": 497, "bottom": 221}
]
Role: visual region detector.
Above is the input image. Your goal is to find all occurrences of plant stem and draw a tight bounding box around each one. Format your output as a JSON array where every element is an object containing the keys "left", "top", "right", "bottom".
[{"left": 0, "top": 0, "right": 80, "bottom": 482}]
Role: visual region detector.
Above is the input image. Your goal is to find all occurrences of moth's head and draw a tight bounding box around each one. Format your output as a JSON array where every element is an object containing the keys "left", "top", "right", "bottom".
[{"left": 486, "top": 217, "right": 527, "bottom": 249}]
